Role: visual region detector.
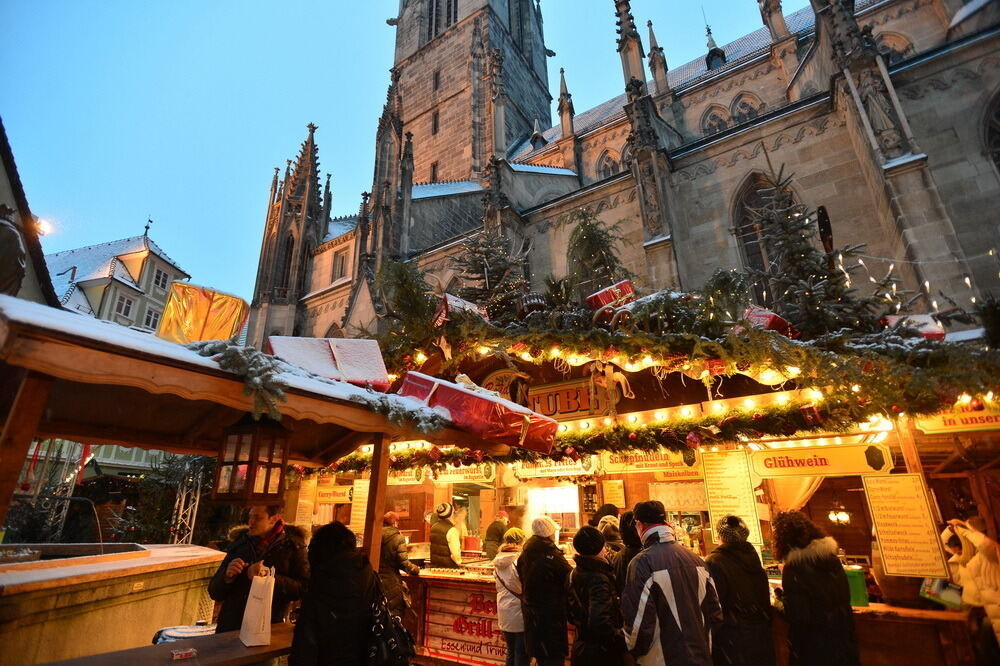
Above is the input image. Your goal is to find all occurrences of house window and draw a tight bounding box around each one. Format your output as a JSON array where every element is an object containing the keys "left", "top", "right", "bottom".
[
  {"left": 115, "top": 294, "right": 134, "bottom": 318},
  {"left": 432, "top": 111, "right": 440, "bottom": 135},
  {"left": 153, "top": 267, "right": 169, "bottom": 290},
  {"left": 430, "top": 162, "right": 439, "bottom": 182},
  {"left": 433, "top": 71, "right": 441, "bottom": 91},
  {"left": 332, "top": 249, "right": 348, "bottom": 281},
  {"left": 144, "top": 307, "right": 161, "bottom": 330}
]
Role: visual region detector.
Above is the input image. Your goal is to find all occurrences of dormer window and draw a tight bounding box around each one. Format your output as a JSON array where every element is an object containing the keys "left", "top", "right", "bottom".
[
  {"left": 115, "top": 294, "right": 134, "bottom": 318},
  {"left": 153, "top": 267, "right": 169, "bottom": 290}
]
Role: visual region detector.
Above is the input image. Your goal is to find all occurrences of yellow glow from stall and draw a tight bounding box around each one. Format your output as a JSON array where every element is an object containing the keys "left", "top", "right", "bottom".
[
  {"left": 628, "top": 414, "right": 638, "bottom": 424},
  {"left": 712, "top": 402, "right": 725, "bottom": 414},
  {"left": 414, "top": 351, "right": 428, "bottom": 364},
  {"left": 681, "top": 406, "right": 694, "bottom": 418},
  {"left": 742, "top": 398, "right": 757, "bottom": 410}
]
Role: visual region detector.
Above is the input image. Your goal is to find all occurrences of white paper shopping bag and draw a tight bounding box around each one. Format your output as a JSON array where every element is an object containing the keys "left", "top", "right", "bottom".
[{"left": 239, "top": 566, "right": 275, "bottom": 647}]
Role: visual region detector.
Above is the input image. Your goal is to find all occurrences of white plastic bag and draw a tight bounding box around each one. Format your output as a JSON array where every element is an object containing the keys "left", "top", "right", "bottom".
[{"left": 239, "top": 566, "right": 275, "bottom": 647}]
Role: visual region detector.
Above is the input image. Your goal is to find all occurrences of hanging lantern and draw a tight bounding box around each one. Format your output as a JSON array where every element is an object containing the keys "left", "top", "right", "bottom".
[
  {"left": 827, "top": 496, "right": 852, "bottom": 525},
  {"left": 213, "top": 414, "right": 290, "bottom": 504}
]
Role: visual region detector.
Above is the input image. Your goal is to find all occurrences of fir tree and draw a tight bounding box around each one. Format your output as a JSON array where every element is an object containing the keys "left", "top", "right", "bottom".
[
  {"left": 450, "top": 229, "right": 528, "bottom": 325},
  {"left": 748, "top": 162, "right": 901, "bottom": 339},
  {"left": 560, "top": 209, "right": 633, "bottom": 298},
  {"left": 373, "top": 261, "right": 437, "bottom": 364}
]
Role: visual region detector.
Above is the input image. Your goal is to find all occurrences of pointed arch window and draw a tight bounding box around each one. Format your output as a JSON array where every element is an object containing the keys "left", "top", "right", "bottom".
[
  {"left": 989, "top": 93, "right": 1000, "bottom": 174},
  {"left": 596, "top": 151, "right": 621, "bottom": 179},
  {"left": 620, "top": 143, "right": 634, "bottom": 169},
  {"left": 702, "top": 106, "right": 730, "bottom": 136},
  {"left": 731, "top": 93, "right": 766, "bottom": 125},
  {"left": 276, "top": 233, "right": 294, "bottom": 291},
  {"left": 428, "top": 0, "right": 458, "bottom": 40},
  {"left": 733, "top": 173, "right": 774, "bottom": 304}
]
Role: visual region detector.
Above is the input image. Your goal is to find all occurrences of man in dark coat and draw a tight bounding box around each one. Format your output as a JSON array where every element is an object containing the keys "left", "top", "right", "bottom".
[
  {"left": 622, "top": 501, "right": 723, "bottom": 665},
  {"left": 379, "top": 511, "right": 420, "bottom": 618},
  {"left": 516, "top": 515, "right": 571, "bottom": 666},
  {"left": 482, "top": 510, "right": 509, "bottom": 559},
  {"left": 291, "top": 521, "right": 379, "bottom": 666},
  {"left": 705, "top": 515, "right": 775, "bottom": 666},
  {"left": 208, "top": 504, "right": 309, "bottom": 633},
  {"left": 567, "top": 526, "right": 628, "bottom": 666},
  {"left": 612, "top": 511, "right": 642, "bottom": 596}
]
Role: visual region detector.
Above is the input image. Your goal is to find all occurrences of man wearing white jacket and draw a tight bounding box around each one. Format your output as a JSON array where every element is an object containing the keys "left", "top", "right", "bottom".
[{"left": 494, "top": 527, "right": 528, "bottom": 666}]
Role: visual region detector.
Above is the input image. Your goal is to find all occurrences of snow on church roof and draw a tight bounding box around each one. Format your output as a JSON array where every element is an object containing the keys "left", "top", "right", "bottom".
[
  {"left": 511, "top": 0, "right": 886, "bottom": 160},
  {"left": 507, "top": 163, "right": 576, "bottom": 176},
  {"left": 45, "top": 235, "right": 188, "bottom": 305},
  {"left": 322, "top": 215, "right": 359, "bottom": 243},
  {"left": 412, "top": 180, "right": 484, "bottom": 199}
]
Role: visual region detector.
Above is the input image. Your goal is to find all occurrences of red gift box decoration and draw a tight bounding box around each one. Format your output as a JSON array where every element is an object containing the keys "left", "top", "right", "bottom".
[
  {"left": 398, "top": 372, "right": 558, "bottom": 454},
  {"left": 585, "top": 280, "right": 636, "bottom": 311},
  {"left": 267, "top": 336, "right": 391, "bottom": 392},
  {"left": 434, "top": 293, "right": 489, "bottom": 327},
  {"left": 742, "top": 304, "right": 799, "bottom": 338},
  {"left": 883, "top": 314, "right": 945, "bottom": 342}
]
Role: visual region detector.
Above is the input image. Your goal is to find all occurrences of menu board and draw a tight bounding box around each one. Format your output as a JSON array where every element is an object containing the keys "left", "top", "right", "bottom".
[
  {"left": 863, "top": 473, "right": 949, "bottom": 578},
  {"left": 602, "top": 480, "right": 626, "bottom": 508},
  {"left": 649, "top": 481, "right": 708, "bottom": 512},
  {"left": 348, "top": 479, "right": 370, "bottom": 537},
  {"left": 702, "top": 450, "right": 762, "bottom": 544}
]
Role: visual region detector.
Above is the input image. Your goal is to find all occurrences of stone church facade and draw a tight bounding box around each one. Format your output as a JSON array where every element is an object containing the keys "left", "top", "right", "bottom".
[{"left": 246, "top": 0, "right": 1000, "bottom": 349}]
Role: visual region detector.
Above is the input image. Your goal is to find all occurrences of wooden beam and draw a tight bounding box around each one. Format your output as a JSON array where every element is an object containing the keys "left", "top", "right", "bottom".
[
  {"left": 932, "top": 451, "right": 961, "bottom": 474},
  {"left": 896, "top": 416, "right": 924, "bottom": 475},
  {"left": 0, "top": 372, "right": 53, "bottom": 526},
  {"left": 980, "top": 454, "right": 1000, "bottom": 472},
  {"left": 182, "top": 405, "right": 240, "bottom": 446},
  {"left": 362, "top": 433, "right": 390, "bottom": 571},
  {"left": 36, "top": 419, "right": 212, "bottom": 457},
  {"left": 928, "top": 472, "right": 972, "bottom": 479},
  {"left": 311, "top": 431, "right": 371, "bottom": 465}
]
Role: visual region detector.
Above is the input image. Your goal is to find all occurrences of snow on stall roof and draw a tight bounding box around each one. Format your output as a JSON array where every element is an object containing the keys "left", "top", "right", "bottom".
[
  {"left": 412, "top": 181, "right": 483, "bottom": 199},
  {"left": 508, "top": 163, "right": 577, "bottom": 176},
  {"left": 0, "top": 294, "right": 449, "bottom": 421},
  {"left": 510, "top": 0, "right": 887, "bottom": 161}
]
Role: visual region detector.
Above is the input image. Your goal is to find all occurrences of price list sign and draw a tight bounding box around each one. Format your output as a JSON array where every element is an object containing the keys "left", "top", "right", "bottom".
[
  {"left": 702, "top": 450, "right": 762, "bottom": 545},
  {"left": 863, "top": 473, "right": 949, "bottom": 578}
]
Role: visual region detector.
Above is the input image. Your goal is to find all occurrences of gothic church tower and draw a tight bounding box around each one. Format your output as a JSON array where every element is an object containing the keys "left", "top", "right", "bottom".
[
  {"left": 246, "top": 124, "right": 331, "bottom": 347},
  {"left": 390, "top": 0, "right": 553, "bottom": 182}
]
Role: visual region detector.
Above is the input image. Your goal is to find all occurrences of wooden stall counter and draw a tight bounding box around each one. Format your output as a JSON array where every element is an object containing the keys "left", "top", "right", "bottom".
[
  {"left": 774, "top": 602, "right": 978, "bottom": 666},
  {"left": 41, "top": 623, "right": 294, "bottom": 665}
]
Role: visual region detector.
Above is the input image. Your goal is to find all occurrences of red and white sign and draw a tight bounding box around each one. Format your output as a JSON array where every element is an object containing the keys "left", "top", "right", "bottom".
[{"left": 423, "top": 582, "right": 507, "bottom": 665}]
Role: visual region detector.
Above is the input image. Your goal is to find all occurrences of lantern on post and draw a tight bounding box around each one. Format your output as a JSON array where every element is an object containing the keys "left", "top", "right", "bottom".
[{"left": 213, "top": 414, "right": 290, "bottom": 504}]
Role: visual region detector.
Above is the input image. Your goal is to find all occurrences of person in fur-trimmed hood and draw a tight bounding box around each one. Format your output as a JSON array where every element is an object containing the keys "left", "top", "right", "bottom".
[
  {"left": 773, "top": 511, "right": 860, "bottom": 666},
  {"left": 209, "top": 504, "right": 309, "bottom": 633}
]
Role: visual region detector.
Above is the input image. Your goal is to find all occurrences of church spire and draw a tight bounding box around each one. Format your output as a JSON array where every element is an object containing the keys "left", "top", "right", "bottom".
[
  {"left": 558, "top": 68, "right": 575, "bottom": 138},
  {"left": 613, "top": 0, "right": 647, "bottom": 95},
  {"left": 647, "top": 20, "right": 670, "bottom": 95},
  {"left": 704, "top": 22, "right": 727, "bottom": 70}
]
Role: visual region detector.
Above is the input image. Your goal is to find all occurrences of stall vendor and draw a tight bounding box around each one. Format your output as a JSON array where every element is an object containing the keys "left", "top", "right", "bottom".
[
  {"left": 430, "top": 502, "right": 463, "bottom": 568},
  {"left": 483, "top": 510, "right": 510, "bottom": 559}
]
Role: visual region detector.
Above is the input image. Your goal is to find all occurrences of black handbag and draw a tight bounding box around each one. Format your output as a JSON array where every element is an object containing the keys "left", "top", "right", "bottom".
[{"left": 366, "top": 574, "right": 415, "bottom": 665}]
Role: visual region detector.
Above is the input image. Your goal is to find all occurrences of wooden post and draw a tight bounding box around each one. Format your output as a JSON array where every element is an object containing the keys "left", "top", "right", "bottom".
[
  {"left": 895, "top": 415, "right": 924, "bottom": 474},
  {"left": 0, "top": 372, "right": 53, "bottom": 528},
  {"left": 362, "top": 433, "right": 390, "bottom": 570}
]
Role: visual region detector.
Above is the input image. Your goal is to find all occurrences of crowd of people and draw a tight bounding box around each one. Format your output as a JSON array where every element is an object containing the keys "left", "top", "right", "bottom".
[{"left": 206, "top": 499, "right": 1000, "bottom": 666}]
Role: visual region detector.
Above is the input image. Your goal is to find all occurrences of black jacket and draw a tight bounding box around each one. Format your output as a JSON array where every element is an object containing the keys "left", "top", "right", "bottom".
[
  {"left": 780, "top": 537, "right": 860, "bottom": 666},
  {"left": 705, "top": 541, "right": 775, "bottom": 666},
  {"left": 379, "top": 525, "right": 419, "bottom": 617},
  {"left": 517, "top": 535, "right": 572, "bottom": 659},
  {"left": 483, "top": 519, "right": 507, "bottom": 559},
  {"left": 290, "top": 549, "right": 378, "bottom": 666},
  {"left": 612, "top": 544, "right": 642, "bottom": 596},
  {"left": 568, "top": 554, "right": 628, "bottom": 665},
  {"left": 208, "top": 523, "right": 309, "bottom": 633}
]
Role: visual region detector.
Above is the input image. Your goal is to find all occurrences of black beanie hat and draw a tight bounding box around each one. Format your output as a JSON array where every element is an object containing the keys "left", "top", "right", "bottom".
[
  {"left": 633, "top": 500, "right": 667, "bottom": 525},
  {"left": 573, "top": 525, "right": 606, "bottom": 556}
]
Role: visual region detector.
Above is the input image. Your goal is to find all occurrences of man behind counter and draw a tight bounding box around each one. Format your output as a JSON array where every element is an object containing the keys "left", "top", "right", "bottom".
[
  {"left": 483, "top": 510, "right": 510, "bottom": 559},
  {"left": 430, "top": 502, "right": 463, "bottom": 568}
]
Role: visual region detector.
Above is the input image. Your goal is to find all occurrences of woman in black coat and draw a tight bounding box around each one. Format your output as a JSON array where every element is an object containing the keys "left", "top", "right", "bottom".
[
  {"left": 611, "top": 511, "right": 642, "bottom": 596},
  {"left": 567, "top": 526, "right": 628, "bottom": 666},
  {"left": 517, "top": 516, "right": 572, "bottom": 666},
  {"left": 291, "top": 522, "right": 378, "bottom": 666},
  {"left": 705, "top": 515, "right": 775, "bottom": 666},
  {"left": 773, "top": 511, "right": 860, "bottom": 666}
]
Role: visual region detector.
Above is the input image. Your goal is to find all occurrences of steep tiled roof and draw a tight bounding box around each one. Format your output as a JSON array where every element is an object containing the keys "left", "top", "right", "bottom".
[
  {"left": 45, "top": 235, "right": 187, "bottom": 304},
  {"left": 511, "top": 0, "right": 885, "bottom": 160}
]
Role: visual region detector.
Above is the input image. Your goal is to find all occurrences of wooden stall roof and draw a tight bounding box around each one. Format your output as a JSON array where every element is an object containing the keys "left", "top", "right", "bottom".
[{"left": 0, "top": 295, "right": 503, "bottom": 465}]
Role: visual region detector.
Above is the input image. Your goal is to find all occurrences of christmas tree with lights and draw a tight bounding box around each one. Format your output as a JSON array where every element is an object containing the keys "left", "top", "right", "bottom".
[
  {"left": 748, "top": 162, "right": 901, "bottom": 339},
  {"left": 451, "top": 228, "right": 528, "bottom": 325},
  {"left": 561, "top": 209, "right": 633, "bottom": 298}
]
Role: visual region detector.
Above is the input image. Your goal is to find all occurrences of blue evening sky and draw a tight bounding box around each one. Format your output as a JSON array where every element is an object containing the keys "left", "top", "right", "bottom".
[{"left": 3, "top": 1, "right": 809, "bottom": 300}]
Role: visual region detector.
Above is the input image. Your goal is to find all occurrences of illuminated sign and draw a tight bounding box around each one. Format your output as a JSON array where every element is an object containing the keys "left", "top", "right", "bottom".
[
  {"left": 514, "top": 454, "right": 598, "bottom": 479},
  {"left": 431, "top": 463, "right": 496, "bottom": 484},
  {"left": 915, "top": 405, "right": 1000, "bottom": 434},
  {"left": 863, "top": 473, "right": 949, "bottom": 578},
  {"left": 599, "top": 449, "right": 701, "bottom": 479},
  {"left": 749, "top": 444, "right": 892, "bottom": 478}
]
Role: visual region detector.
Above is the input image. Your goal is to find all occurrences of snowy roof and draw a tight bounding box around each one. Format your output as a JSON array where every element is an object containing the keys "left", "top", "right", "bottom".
[
  {"left": 45, "top": 235, "right": 188, "bottom": 304},
  {"left": 0, "top": 293, "right": 444, "bottom": 421},
  {"left": 508, "top": 163, "right": 577, "bottom": 176},
  {"left": 511, "top": 0, "right": 886, "bottom": 160},
  {"left": 322, "top": 215, "right": 359, "bottom": 243},
  {"left": 412, "top": 180, "right": 484, "bottom": 199}
]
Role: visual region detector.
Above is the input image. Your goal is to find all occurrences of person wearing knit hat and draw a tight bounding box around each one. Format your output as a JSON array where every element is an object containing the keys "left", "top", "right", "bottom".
[
  {"left": 494, "top": 525, "right": 528, "bottom": 666},
  {"left": 568, "top": 526, "right": 627, "bottom": 664},
  {"left": 517, "top": 515, "right": 572, "bottom": 664},
  {"left": 705, "top": 515, "right": 775, "bottom": 666},
  {"left": 429, "top": 502, "right": 462, "bottom": 568}
]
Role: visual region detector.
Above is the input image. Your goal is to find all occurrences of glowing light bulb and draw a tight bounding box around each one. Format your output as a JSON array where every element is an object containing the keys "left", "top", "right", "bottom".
[
  {"left": 550, "top": 346, "right": 562, "bottom": 357},
  {"left": 681, "top": 406, "right": 694, "bottom": 418},
  {"left": 628, "top": 414, "right": 638, "bottom": 424},
  {"left": 414, "top": 351, "right": 428, "bottom": 363},
  {"left": 478, "top": 346, "right": 491, "bottom": 355},
  {"left": 654, "top": 411, "right": 666, "bottom": 421},
  {"left": 775, "top": 393, "right": 790, "bottom": 406},
  {"left": 581, "top": 421, "right": 591, "bottom": 430},
  {"left": 559, "top": 424, "right": 568, "bottom": 432},
  {"left": 642, "top": 355, "right": 654, "bottom": 366},
  {"left": 808, "top": 389, "right": 824, "bottom": 402},
  {"left": 742, "top": 398, "right": 756, "bottom": 410},
  {"left": 712, "top": 402, "right": 725, "bottom": 414},
  {"left": 602, "top": 417, "right": 613, "bottom": 426},
  {"left": 958, "top": 393, "right": 972, "bottom": 405},
  {"left": 851, "top": 384, "right": 861, "bottom": 393}
]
